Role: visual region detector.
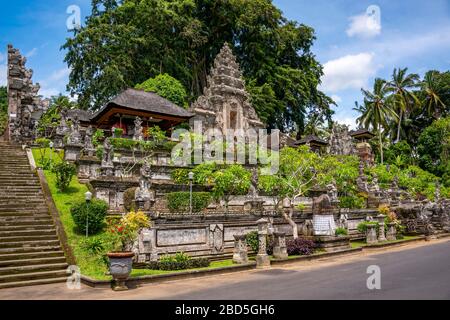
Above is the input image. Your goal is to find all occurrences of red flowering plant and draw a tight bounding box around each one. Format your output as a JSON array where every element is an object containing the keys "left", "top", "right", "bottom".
[{"left": 107, "top": 211, "right": 151, "bottom": 252}]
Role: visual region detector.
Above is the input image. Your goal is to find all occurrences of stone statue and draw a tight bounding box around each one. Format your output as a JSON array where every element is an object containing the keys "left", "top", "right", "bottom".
[
  {"left": 135, "top": 158, "right": 155, "bottom": 210},
  {"left": 248, "top": 167, "right": 259, "bottom": 198},
  {"left": 435, "top": 182, "right": 441, "bottom": 203},
  {"left": 84, "top": 125, "right": 95, "bottom": 157},
  {"left": 326, "top": 180, "right": 338, "bottom": 203},
  {"left": 369, "top": 174, "right": 381, "bottom": 196},
  {"left": 68, "top": 115, "right": 82, "bottom": 145},
  {"left": 101, "top": 137, "right": 114, "bottom": 173},
  {"left": 133, "top": 116, "right": 143, "bottom": 141},
  {"left": 328, "top": 123, "right": 356, "bottom": 156}
]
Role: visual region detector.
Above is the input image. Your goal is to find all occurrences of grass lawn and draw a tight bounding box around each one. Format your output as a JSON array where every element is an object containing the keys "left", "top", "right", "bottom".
[
  {"left": 32, "top": 148, "right": 241, "bottom": 280},
  {"left": 350, "top": 235, "right": 420, "bottom": 248}
]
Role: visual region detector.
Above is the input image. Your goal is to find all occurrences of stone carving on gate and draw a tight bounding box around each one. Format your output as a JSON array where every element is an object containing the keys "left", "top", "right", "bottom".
[{"left": 209, "top": 224, "right": 224, "bottom": 253}]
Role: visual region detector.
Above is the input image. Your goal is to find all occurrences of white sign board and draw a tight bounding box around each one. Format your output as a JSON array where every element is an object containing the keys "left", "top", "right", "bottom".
[{"left": 313, "top": 215, "right": 336, "bottom": 236}]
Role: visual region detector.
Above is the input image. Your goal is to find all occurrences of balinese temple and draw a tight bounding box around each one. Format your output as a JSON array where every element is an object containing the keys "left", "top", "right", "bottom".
[
  {"left": 89, "top": 88, "right": 193, "bottom": 137},
  {"left": 294, "top": 134, "right": 328, "bottom": 154},
  {"left": 350, "top": 128, "right": 376, "bottom": 166},
  {"left": 189, "top": 43, "right": 265, "bottom": 134}
]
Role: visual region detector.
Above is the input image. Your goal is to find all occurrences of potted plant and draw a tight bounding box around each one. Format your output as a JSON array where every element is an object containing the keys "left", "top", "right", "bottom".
[{"left": 107, "top": 211, "right": 151, "bottom": 291}]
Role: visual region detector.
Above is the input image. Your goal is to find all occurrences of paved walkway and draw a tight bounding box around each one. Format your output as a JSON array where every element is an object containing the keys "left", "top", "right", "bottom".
[{"left": 1, "top": 239, "right": 449, "bottom": 300}]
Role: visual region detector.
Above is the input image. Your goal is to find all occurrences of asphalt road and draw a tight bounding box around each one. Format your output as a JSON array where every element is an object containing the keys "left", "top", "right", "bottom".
[
  {"left": 1, "top": 239, "right": 449, "bottom": 300},
  {"left": 169, "top": 240, "right": 450, "bottom": 300}
]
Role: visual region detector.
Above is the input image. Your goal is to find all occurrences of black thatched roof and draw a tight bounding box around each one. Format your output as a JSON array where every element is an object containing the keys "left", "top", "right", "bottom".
[
  {"left": 91, "top": 88, "right": 193, "bottom": 122},
  {"left": 295, "top": 134, "right": 328, "bottom": 146},
  {"left": 67, "top": 109, "right": 92, "bottom": 122},
  {"left": 350, "top": 128, "right": 375, "bottom": 138}
]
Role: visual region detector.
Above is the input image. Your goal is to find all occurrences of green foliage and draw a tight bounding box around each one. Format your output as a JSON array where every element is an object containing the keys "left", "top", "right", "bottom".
[
  {"left": 51, "top": 161, "right": 77, "bottom": 191},
  {"left": 36, "top": 96, "right": 77, "bottom": 137},
  {"left": 81, "top": 237, "right": 106, "bottom": 255},
  {"left": 70, "top": 199, "right": 109, "bottom": 235},
  {"left": 212, "top": 165, "right": 251, "bottom": 209},
  {"left": 417, "top": 117, "right": 450, "bottom": 183},
  {"left": 147, "top": 126, "right": 166, "bottom": 144},
  {"left": 357, "top": 221, "right": 379, "bottom": 234},
  {"left": 166, "top": 192, "right": 211, "bottom": 213},
  {"left": 62, "top": 0, "right": 333, "bottom": 132},
  {"left": 0, "top": 86, "right": 7, "bottom": 136},
  {"left": 171, "top": 162, "right": 218, "bottom": 185},
  {"left": 92, "top": 129, "right": 105, "bottom": 147},
  {"left": 246, "top": 231, "right": 259, "bottom": 253},
  {"left": 141, "top": 253, "right": 210, "bottom": 271},
  {"left": 113, "top": 127, "right": 123, "bottom": 137},
  {"left": 335, "top": 227, "right": 348, "bottom": 236},
  {"left": 136, "top": 74, "right": 188, "bottom": 107},
  {"left": 384, "top": 141, "right": 413, "bottom": 167},
  {"left": 339, "top": 196, "right": 366, "bottom": 209}
]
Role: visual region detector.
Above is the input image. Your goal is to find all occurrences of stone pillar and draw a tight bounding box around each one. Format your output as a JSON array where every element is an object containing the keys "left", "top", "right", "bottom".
[
  {"left": 256, "top": 218, "right": 270, "bottom": 268},
  {"left": 272, "top": 232, "right": 288, "bottom": 260},
  {"left": 232, "top": 234, "right": 248, "bottom": 264},
  {"left": 366, "top": 224, "right": 378, "bottom": 244},
  {"left": 386, "top": 222, "right": 397, "bottom": 241},
  {"left": 376, "top": 214, "right": 387, "bottom": 242}
]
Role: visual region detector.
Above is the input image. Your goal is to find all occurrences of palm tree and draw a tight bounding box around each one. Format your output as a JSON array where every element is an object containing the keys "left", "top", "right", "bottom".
[
  {"left": 421, "top": 70, "right": 446, "bottom": 119},
  {"left": 385, "top": 68, "right": 420, "bottom": 143},
  {"left": 357, "top": 78, "right": 398, "bottom": 164}
]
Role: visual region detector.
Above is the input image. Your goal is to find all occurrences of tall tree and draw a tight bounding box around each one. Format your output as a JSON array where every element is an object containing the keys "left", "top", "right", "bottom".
[
  {"left": 385, "top": 68, "right": 420, "bottom": 143},
  {"left": 421, "top": 70, "right": 447, "bottom": 119},
  {"left": 62, "top": 0, "right": 333, "bottom": 131},
  {"left": 356, "top": 78, "right": 397, "bottom": 164}
]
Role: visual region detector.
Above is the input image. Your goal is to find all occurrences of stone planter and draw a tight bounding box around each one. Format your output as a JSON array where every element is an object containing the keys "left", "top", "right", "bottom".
[{"left": 107, "top": 251, "right": 134, "bottom": 291}]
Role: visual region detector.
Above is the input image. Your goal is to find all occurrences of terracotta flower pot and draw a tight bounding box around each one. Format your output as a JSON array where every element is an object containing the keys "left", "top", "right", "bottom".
[{"left": 107, "top": 251, "right": 134, "bottom": 291}]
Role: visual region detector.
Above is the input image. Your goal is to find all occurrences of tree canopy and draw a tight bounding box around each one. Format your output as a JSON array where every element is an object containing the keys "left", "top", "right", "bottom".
[
  {"left": 62, "top": 0, "right": 334, "bottom": 133},
  {"left": 0, "top": 86, "right": 8, "bottom": 136},
  {"left": 135, "top": 73, "right": 188, "bottom": 108}
]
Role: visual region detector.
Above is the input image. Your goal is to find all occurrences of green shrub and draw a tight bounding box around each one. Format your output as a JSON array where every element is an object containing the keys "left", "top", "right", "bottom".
[
  {"left": 123, "top": 187, "right": 137, "bottom": 212},
  {"left": 135, "top": 73, "right": 188, "bottom": 107},
  {"left": 81, "top": 237, "right": 106, "bottom": 255},
  {"left": 96, "top": 146, "right": 104, "bottom": 160},
  {"left": 113, "top": 127, "right": 123, "bottom": 138},
  {"left": 357, "top": 221, "right": 379, "bottom": 234},
  {"left": 70, "top": 199, "right": 108, "bottom": 235},
  {"left": 339, "top": 195, "right": 366, "bottom": 209},
  {"left": 51, "top": 161, "right": 77, "bottom": 191},
  {"left": 166, "top": 192, "right": 211, "bottom": 213},
  {"left": 147, "top": 126, "right": 166, "bottom": 144},
  {"left": 335, "top": 227, "right": 348, "bottom": 236},
  {"left": 246, "top": 231, "right": 259, "bottom": 253},
  {"left": 92, "top": 129, "right": 104, "bottom": 147},
  {"left": 144, "top": 252, "right": 210, "bottom": 270}
]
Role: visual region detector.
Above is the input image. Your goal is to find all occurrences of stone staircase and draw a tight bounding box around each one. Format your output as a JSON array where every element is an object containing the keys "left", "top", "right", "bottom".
[{"left": 0, "top": 143, "right": 68, "bottom": 289}]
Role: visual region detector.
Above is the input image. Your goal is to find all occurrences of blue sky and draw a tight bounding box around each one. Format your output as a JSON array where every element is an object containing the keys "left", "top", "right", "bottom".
[{"left": 1, "top": 0, "right": 450, "bottom": 128}]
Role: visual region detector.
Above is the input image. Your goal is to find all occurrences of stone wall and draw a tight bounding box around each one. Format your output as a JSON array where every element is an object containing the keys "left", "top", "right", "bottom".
[{"left": 135, "top": 209, "right": 377, "bottom": 262}]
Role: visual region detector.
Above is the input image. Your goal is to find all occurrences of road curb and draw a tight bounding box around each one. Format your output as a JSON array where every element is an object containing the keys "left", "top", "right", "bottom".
[{"left": 80, "top": 233, "right": 450, "bottom": 288}]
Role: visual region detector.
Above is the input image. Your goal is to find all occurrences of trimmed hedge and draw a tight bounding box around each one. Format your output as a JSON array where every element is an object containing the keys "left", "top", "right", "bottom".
[
  {"left": 134, "top": 255, "right": 210, "bottom": 271},
  {"left": 70, "top": 199, "right": 108, "bottom": 235},
  {"left": 166, "top": 192, "right": 211, "bottom": 213}
]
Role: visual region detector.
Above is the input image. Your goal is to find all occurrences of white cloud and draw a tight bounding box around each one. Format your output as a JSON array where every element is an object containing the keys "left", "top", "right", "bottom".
[
  {"left": 36, "top": 67, "right": 71, "bottom": 98},
  {"left": 25, "top": 48, "right": 38, "bottom": 58},
  {"left": 334, "top": 115, "right": 358, "bottom": 130},
  {"left": 320, "top": 53, "right": 379, "bottom": 92},
  {"left": 331, "top": 94, "right": 342, "bottom": 104},
  {"left": 0, "top": 64, "right": 6, "bottom": 86},
  {"left": 346, "top": 6, "right": 381, "bottom": 38}
]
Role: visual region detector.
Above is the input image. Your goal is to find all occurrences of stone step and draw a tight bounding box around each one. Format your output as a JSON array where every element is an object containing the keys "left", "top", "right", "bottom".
[
  {"left": 0, "top": 239, "right": 61, "bottom": 249},
  {"left": 0, "top": 246, "right": 63, "bottom": 255},
  {"left": 0, "top": 235, "right": 59, "bottom": 243},
  {"left": 0, "top": 251, "right": 64, "bottom": 262},
  {"left": 0, "top": 269, "right": 68, "bottom": 284},
  {"left": 0, "top": 256, "right": 67, "bottom": 268},
  {"left": 0, "top": 276, "right": 68, "bottom": 289},
  {"left": 0, "top": 210, "right": 50, "bottom": 216},
  {"left": 0, "top": 217, "right": 53, "bottom": 225},
  {"left": 0, "top": 263, "right": 68, "bottom": 276},
  {"left": 0, "top": 229, "right": 57, "bottom": 237},
  {"left": 0, "top": 225, "right": 55, "bottom": 232}
]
